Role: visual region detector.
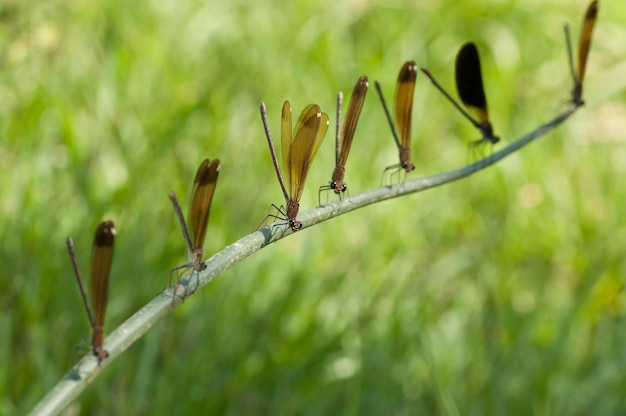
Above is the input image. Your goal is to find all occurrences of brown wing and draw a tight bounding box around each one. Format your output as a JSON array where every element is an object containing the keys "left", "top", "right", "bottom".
[
  {"left": 288, "top": 104, "right": 329, "bottom": 201},
  {"left": 90, "top": 220, "right": 116, "bottom": 329},
  {"left": 187, "top": 159, "right": 220, "bottom": 251},
  {"left": 337, "top": 76, "right": 368, "bottom": 167},
  {"left": 394, "top": 62, "right": 417, "bottom": 151},
  {"left": 577, "top": 1, "right": 598, "bottom": 85}
]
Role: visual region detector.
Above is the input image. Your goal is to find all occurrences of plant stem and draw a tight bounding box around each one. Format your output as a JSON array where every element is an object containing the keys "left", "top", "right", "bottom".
[{"left": 29, "top": 106, "right": 576, "bottom": 416}]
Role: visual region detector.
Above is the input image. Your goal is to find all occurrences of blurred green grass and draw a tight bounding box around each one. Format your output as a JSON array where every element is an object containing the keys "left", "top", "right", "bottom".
[{"left": 1, "top": 0, "right": 625, "bottom": 414}]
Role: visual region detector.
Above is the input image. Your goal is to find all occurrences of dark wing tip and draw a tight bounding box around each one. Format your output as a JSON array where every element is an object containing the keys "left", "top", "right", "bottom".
[
  {"left": 397, "top": 61, "right": 418, "bottom": 83},
  {"left": 587, "top": 1, "right": 598, "bottom": 19},
  {"left": 94, "top": 221, "right": 116, "bottom": 248}
]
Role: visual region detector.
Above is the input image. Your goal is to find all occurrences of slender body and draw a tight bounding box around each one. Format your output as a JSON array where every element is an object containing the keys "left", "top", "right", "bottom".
[
  {"left": 375, "top": 61, "right": 417, "bottom": 172},
  {"left": 421, "top": 42, "right": 499, "bottom": 147},
  {"left": 169, "top": 159, "right": 220, "bottom": 288},
  {"left": 564, "top": 1, "right": 598, "bottom": 106},
  {"left": 321, "top": 75, "right": 368, "bottom": 194},
  {"left": 260, "top": 101, "right": 329, "bottom": 231},
  {"left": 66, "top": 220, "right": 116, "bottom": 363}
]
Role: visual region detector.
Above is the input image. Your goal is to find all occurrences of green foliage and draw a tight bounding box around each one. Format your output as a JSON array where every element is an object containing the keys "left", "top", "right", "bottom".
[{"left": 1, "top": 0, "right": 625, "bottom": 414}]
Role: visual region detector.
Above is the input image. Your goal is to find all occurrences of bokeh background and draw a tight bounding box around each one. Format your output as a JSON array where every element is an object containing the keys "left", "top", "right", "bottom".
[{"left": 2, "top": 0, "right": 625, "bottom": 414}]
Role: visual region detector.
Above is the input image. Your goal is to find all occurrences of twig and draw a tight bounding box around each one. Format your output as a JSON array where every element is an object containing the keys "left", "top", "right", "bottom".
[{"left": 28, "top": 106, "right": 577, "bottom": 416}]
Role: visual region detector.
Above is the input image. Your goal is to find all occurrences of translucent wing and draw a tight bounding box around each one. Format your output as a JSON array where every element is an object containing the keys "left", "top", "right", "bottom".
[
  {"left": 288, "top": 104, "right": 329, "bottom": 201},
  {"left": 280, "top": 101, "right": 292, "bottom": 177},
  {"left": 337, "top": 76, "right": 368, "bottom": 168}
]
